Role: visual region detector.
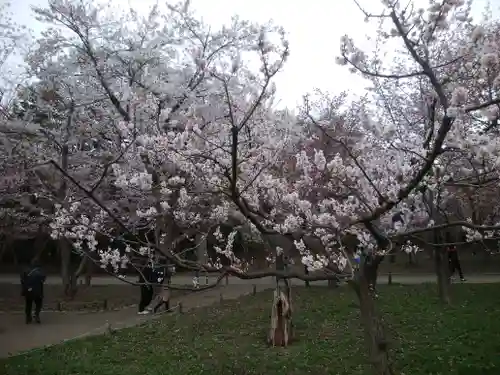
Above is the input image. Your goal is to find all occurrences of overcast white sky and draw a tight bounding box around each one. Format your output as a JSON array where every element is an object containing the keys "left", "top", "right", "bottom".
[{"left": 6, "top": 0, "right": 498, "bottom": 108}]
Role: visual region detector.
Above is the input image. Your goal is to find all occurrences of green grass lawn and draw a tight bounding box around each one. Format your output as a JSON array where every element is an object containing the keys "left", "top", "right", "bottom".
[{"left": 3, "top": 284, "right": 500, "bottom": 375}]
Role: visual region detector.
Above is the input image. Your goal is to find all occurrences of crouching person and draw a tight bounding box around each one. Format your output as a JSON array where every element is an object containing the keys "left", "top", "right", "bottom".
[
  {"left": 152, "top": 286, "right": 172, "bottom": 313},
  {"left": 21, "top": 260, "right": 46, "bottom": 324}
]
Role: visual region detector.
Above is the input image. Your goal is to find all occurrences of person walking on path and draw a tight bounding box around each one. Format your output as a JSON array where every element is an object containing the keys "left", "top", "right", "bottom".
[
  {"left": 193, "top": 269, "right": 200, "bottom": 289},
  {"left": 447, "top": 245, "right": 466, "bottom": 282},
  {"left": 137, "top": 263, "right": 155, "bottom": 315},
  {"left": 20, "top": 260, "right": 46, "bottom": 324}
]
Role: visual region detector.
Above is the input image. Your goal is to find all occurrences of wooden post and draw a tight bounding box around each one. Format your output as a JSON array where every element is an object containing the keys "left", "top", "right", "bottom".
[
  {"left": 178, "top": 302, "right": 183, "bottom": 314},
  {"left": 103, "top": 299, "right": 108, "bottom": 310},
  {"left": 220, "top": 293, "right": 224, "bottom": 303},
  {"left": 252, "top": 284, "right": 257, "bottom": 295},
  {"left": 225, "top": 274, "right": 229, "bottom": 285},
  {"left": 388, "top": 272, "right": 392, "bottom": 285}
]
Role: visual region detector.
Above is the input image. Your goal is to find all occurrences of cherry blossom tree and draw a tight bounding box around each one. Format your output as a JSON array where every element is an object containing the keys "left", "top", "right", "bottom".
[
  {"left": 17, "top": 0, "right": 500, "bottom": 373},
  {"left": 290, "top": 0, "right": 500, "bottom": 372},
  {"left": 35, "top": 0, "right": 307, "bottom": 285}
]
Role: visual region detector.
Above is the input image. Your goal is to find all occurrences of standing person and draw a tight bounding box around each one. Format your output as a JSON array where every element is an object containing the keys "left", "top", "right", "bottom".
[
  {"left": 21, "top": 260, "right": 46, "bottom": 324},
  {"left": 193, "top": 269, "right": 200, "bottom": 289},
  {"left": 146, "top": 263, "right": 166, "bottom": 312},
  {"left": 448, "top": 245, "right": 466, "bottom": 282},
  {"left": 137, "top": 262, "right": 154, "bottom": 315}
]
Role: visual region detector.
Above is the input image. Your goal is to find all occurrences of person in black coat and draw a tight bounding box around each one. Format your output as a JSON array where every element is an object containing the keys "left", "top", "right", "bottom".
[
  {"left": 447, "top": 245, "right": 466, "bottom": 281},
  {"left": 21, "top": 260, "right": 46, "bottom": 324},
  {"left": 137, "top": 262, "right": 155, "bottom": 314}
]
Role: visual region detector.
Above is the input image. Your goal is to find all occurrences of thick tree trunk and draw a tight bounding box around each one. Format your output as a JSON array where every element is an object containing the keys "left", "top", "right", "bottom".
[
  {"left": 146, "top": 160, "right": 179, "bottom": 262},
  {"left": 266, "top": 242, "right": 294, "bottom": 347},
  {"left": 60, "top": 241, "right": 87, "bottom": 298},
  {"left": 434, "top": 247, "right": 450, "bottom": 304},
  {"left": 84, "top": 260, "right": 93, "bottom": 286},
  {"left": 366, "top": 259, "right": 380, "bottom": 294},
  {"left": 60, "top": 239, "right": 74, "bottom": 297},
  {"left": 425, "top": 190, "right": 451, "bottom": 304},
  {"left": 353, "top": 265, "right": 395, "bottom": 375},
  {"left": 268, "top": 285, "right": 293, "bottom": 347},
  {"left": 56, "top": 103, "right": 77, "bottom": 296}
]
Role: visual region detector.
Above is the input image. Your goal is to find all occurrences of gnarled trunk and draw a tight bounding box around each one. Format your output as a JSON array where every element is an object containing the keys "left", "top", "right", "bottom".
[
  {"left": 60, "top": 240, "right": 87, "bottom": 299},
  {"left": 268, "top": 286, "right": 292, "bottom": 347},
  {"left": 352, "top": 259, "right": 395, "bottom": 375}
]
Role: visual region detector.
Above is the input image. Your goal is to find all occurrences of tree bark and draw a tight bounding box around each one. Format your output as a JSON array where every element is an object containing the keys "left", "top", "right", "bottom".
[
  {"left": 434, "top": 246, "right": 450, "bottom": 304},
  {"left": 58, "top": 102, "right": 74, "bottom": 297},
  {"left": 60, "top": 241, "right": 87, "bottom": 298},
  {"left": 144, "top": 157, "right": 178, "bottom": 260},
  {"left": 267, "top": 286, "right": 292, "bottom": 347},
  {"left": 366, "top": 258, "right": 380, "bottom": 294},
  {"left": 424, "top": 189, "right": 450, "bottom": 303},
  {"left": 60, "top": 239, "right": 73, "bottom": 297},
  {"left": 432, "top": 226, "right": 450, "bottom": 304},
  {"left": 264, "top": 236, "right": 294, "bottom": 346},
  {"left": 353, "top": 262, "right": 395, "bottom": 375},
  {"left": 85, "top": 259, "right": 93, "bottom": 286}
]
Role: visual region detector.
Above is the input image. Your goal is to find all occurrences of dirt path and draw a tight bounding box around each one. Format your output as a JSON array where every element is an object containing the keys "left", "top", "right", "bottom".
[
  {"left": 0, "top": 284, "right": 272, "bottom": 358},
  {"left": 2, "top": 274, "right": 500, "bottom": 358}
]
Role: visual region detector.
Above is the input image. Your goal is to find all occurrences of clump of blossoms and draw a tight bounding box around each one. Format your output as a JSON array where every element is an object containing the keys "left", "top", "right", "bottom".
[{"left": 48, "top": 203, "right": 133, "bottom": 272}]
